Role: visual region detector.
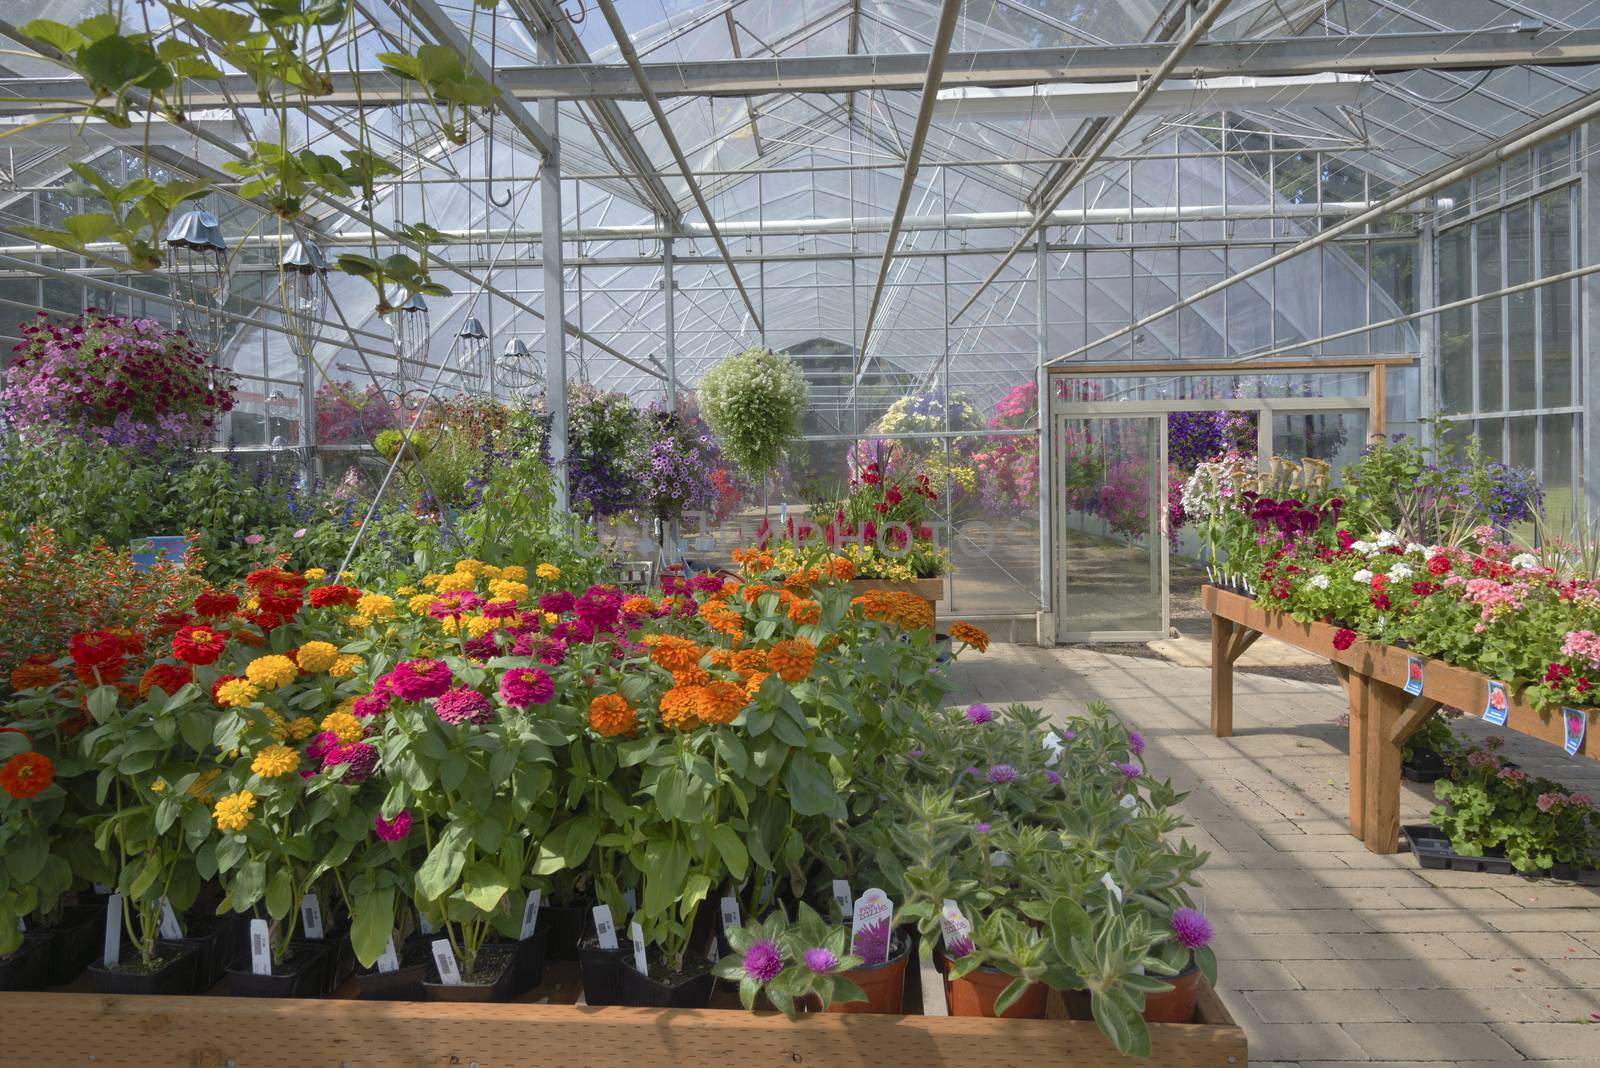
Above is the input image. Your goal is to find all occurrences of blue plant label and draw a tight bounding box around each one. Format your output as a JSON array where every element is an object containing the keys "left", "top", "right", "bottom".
[
  {"left": 1404, "top": 655, "right": 1425, "bottom": 696},
  {"left": 939, "top": 900, "right": 974, "bottom": 959},
  {"left": 832, "top": 879, "right": 853, "bottom": 919},
  {"left": 850, "top": 887, "right": 893, "bottom": 965},
  {"left": 130, "top": 535, "right": 190, "bottom": 573},
  {"left": 593, "top": 904, "right": 619, "bottom": 950},
  {"left": 1483, "top": 680, "right": 1510, "bottom": 726},
  {"left": 1565, "top": 707, "right": 1587, "bottom": 756},
  {"left": 520, "top": 889, "right": 541, "bottom": 939},
  {"left": 431, "top": 939, "right": 462, "bottom": 986},
  {"left": 104, "top": 894, "right": 122, "bottom": 968},
  {"left": 377, "top": 937, "right": 400, "bottom": 974}
]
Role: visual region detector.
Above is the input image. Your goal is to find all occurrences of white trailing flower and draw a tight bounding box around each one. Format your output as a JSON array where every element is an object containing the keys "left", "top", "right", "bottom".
[
  {"left": 1352, "top": 569, "right": 1374, "bottom": 584},
  {"left": 1511, "top": 552, "right": 1540, "bottom": 571},
  {"left": 1350, "top": 540, "right": 1373, "bottom": 554},
  {"left": 1309, "top": 574, "right": 1331, "bottom": 589},
  {"left": 1387, "top": 563, "right": 1413, "bottom": 581}
]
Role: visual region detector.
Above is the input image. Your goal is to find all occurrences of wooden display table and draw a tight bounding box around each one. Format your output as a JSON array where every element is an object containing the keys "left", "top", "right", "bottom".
[{"left": 1204, "top": 584, "right": 1596, "bottom": 854}]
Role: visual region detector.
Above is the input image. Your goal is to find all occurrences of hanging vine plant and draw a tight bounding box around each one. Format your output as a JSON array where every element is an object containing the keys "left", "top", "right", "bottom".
[{"left": 697, "top": 347, "right": 810, "bottom": 482}]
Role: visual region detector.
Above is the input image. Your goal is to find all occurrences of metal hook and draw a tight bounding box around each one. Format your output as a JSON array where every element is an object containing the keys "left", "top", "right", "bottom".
[{"left": 489, "top": 185, "right": 513, "bottom": 208}]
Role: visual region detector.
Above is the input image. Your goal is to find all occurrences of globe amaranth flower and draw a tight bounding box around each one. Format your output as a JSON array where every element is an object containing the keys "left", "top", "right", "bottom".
[
  {"left": 802, "top": 947, "right": 838, "bottom": 974},
  {"left": 1170, "top": 907, "right": 1213, "bottom": 951},
  {"left": 742, "top": 939, "right": 784, "bottom": 982},
  {"left": 322, "top": 742, "right": 378, "bottom": 784},
  {"left": 974, "top": 821, "right": 991, "bottom": 834},
  {"left": 1043, "top": 769, "right": 1062, "bottom": 786},
  {"left": 964, "top": 703, "right": 994, "bottom": 725},
  {"left": 374, "top": 810, "right": 412, "bottom": 842},
  {"left": 986, "top": 764, "right": 1017, "bottom": 784},
  {"left": 384, "top": 658, "right": 452, "bottom": 701},
  {"left": 1116, "top": 762, "right": 1142, "bottom": 779},
  {"left": 499, "top": 667, "right": 554, "bottom": 708},
  {"left": 1128, "top": 732, "right": 1146, "bottom": 757},
  {"left": 435, "top": 686, "right": 495, "bottom": 726}
]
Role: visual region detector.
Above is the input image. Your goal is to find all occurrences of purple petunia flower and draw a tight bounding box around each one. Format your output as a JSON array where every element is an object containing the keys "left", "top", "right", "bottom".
[
  {"left": 965, "top": 703, "right": 994, "bottom": 725},
  {"left": 1170, "top": 907, "right": 1213, "bottom": 950},
  {"left": 743, "top": 939, "right": 784, "bottom": 982},
  {"left": 986, "top": 764, "right": 1017, "bottom": 784},
  {"left": 1128, "top": 732, "right": 1146, "bottom": 757},
  {"left": 802, "top": 947, "right": 838, "bottom": 974}
]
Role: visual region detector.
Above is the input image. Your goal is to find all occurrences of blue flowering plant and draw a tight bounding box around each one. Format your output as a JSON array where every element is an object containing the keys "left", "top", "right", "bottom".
[
  {"left": 713, "top": 905, "right": 867, "bottom": 1016},
  {"left": 640, "top": 406, "right": 720, "bottom": 525}
]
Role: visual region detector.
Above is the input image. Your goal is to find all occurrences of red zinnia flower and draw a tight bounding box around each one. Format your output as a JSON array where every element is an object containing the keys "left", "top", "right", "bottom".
[
  {"left": 256, "top": 590, "right": 303, "bottom": 617},
  {"left": 308, "top": 584, "right": 361, "bottom": 609},
  {"left": 0, "top": 752, "right": 54, "bottom": 799},
  {"left": 68, "top": 630, "right": 122, "bottom": 668},
  {"left": 172, "top": 625, "right": 228, "bottom": 665},
  {"left": 139, "top": 663, "right": 193, "bottom": 697},
  {"left": 194, "top": 590, "right": 241, "bottom": 617}
]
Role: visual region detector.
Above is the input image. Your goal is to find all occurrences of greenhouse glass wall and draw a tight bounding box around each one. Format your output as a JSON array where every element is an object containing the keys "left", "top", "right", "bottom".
[{"left": 3, "top": 0, "right": 1600, "bottom": 643}]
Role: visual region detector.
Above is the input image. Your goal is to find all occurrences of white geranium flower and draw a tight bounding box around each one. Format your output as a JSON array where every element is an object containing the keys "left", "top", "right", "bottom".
[
  {"left": 1351, "top": 540, "right": 1373, "bottom": 554},
  {"left": 1406, "top": 542, "right": 1427, "bottom": 555},
  {"left": 1373, "top": 531, "right": 1400, "bottom": 549},
  {"left": 1352, "top": 569, "right": 1373, "bottom": 584},
  {"left": 1511, "top": 553, "right": 1540, "bottom": 571},
  {"left": 1309, "top": 574, "right": 1331, "bottom": 589},
  {"left": 1388, "top": 563, "right": 1413, "bottom": 581}
]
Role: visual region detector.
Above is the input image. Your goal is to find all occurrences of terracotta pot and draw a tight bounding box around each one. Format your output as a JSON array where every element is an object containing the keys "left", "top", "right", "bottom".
[
  {"left": 1141, "top": 963, "right": 1200, "bottom": 1023},
  {"left": 942, "top": 960, "right": 1047, "bottom": 1019},
  {"left": 829, "top": 935, "right": 911, "bottom": 1014}
]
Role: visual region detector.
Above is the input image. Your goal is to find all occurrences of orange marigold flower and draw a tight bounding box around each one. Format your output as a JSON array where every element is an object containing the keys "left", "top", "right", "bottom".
[
  {"left": 698, "top": 680, "right": 746, "bottom": 725},
  {"left": 9, "top": 660, "right": 60, "bottom": 691},
  {"left": 767, "top": 638, "right": 816, "bottom": 684},
  {"left": 672, "top": 665, "right": 710, "bottom": 688},
  {"left": 588, "top": 694, "right": 637, "bottom": 738},
  {"left": 0, "top": 751, "right": 53, "bottom": 799},
  {"left": 949, "top": 621, "right": 990, "bottom": 653},
  {"left": 650, "top": 634, "right": 705, "bottom": 672},
  {"left": 658, "top": 686, "right": 703, "bottom": 731},
  {"left": 787, "top": 599, "right": 821, "bottom": 626}
]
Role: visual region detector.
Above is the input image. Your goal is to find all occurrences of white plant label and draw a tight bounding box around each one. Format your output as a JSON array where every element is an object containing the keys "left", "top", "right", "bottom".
[
  {"left": 299, "top": 893, "right": 324, "bottom": 940},
  {"left": 593, "top": 904, "right": 619, "bottom": 950},
  {"left": 102, "top": 894, "right": 122, "bottom": 967},
  {"left": 376, "top": 936, "right": 400, "bottom": 974},
  {"left": 520, "top": 889, "right": 542, "bottom": 940},
  {"left": 719, "top": 895, "right": 742, "bottom": 931},
  {"left": 831, "top": 879, "right": 854, "bottom": 918},
  {"left": 94, "top": 883, "right": 111, "bottom": 895},
  {"left": 14, "top": 918, "right": 23, "bottom": 932},
  {"left": 1120, "top": 793, "right": 1139, "bottom": 810},
  {"left": 431, "top": 939, "right": 462, "bottom": 986},
  {"left": 758, "top": 871, "right": 776, "bottom": 907},
  {"left": 990, "top": 850, "right": 1011, "bottom": 868},
  {"left": 418, "top": 912, "right": 436, "bottom": 935},
  {"left": 1041, "top": 731, "right": 1064, "bottom": 766},
  {"left": 248, "top": 918, "right": 272, "bottom": 975},
  {"left": 1100, "top": 872, "right": 1124, "bottom": 904},
  {"left": 157, "top": 897, "right": 184, "bottom": 939},
  {"left": 629, "top": 921, "right": 648, "bottom": 976},
  {"left": 849, "top": 887, "right": 894, "bottom": 966},
  {"left": 940, "top": 899, "right": 974, "bottom": 959},
  {"left": 622, "top": 889, "right": 637, "bottom": 913}
]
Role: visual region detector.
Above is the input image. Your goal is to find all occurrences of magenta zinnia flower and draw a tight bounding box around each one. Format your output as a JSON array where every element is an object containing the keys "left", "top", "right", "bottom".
[
  {"left": 352, "top": 692, "right": 391, "bottom": 719},
  {"left": 964, "top": 703, "right": 993, "bottom": 725},
  {"left": 802, "top": 947, "right": 838, "bottom": 974},
  {"left": 743, "top": 939, "right": 784, "bottom": 982},
  {"left": 435, "top": 686, "right": 494, "bottom": 726},
  {"left": 499, "top": 667, "right": 554, "bottom": 708},
  {"left": 374, "top": 810, "right": 412, "bottom": 842},
  {"left": 305, "top": 730, "right": 340, "bottom": 763},
  {"left": 1170, "top": 907, "right": 1212, "bottom": 950},
  {"left": 538, "top": 591, "right": 576, "bottom": 615},
  {"left": 385, "top": 658, "right": 452, "bottom": 701},
  {"left": 323, "top": 741, "right": 378, "bottom": 784}
]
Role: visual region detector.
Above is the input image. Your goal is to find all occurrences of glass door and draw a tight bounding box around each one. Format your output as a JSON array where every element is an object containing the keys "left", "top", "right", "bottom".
[{"left": 1055, "top": 414, "right": 1169, "bottom": 641}]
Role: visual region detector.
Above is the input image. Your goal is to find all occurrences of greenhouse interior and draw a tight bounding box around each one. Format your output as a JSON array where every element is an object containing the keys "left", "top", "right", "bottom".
[{"left": 5, "top": 0, "right": 1600, "bottom": 1063}]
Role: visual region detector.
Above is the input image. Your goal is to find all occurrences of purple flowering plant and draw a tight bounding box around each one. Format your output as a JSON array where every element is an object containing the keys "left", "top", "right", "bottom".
[{"left": 713, "top": 904, "right": 867, "bottom": 1015}]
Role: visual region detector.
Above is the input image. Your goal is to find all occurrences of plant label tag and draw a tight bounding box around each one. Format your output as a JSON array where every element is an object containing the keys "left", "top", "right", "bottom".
[
  {"left": 1120, "top": 793, "right": 1139, "bottom": 810},
  {"left": 14, "top": 918, "right": 22, "bottom": 932},
  {"left": 249, "top": 919, "right": 272, "bottom": 976},
  {"left": 1565, "top": 708, "right": 1587, "bottom": 756},
  {"left": 1483, "top": 680, "right": 1509, "bottom": 726},
  {"left": 758, "top": 871, "right": 776, "bottom": 907},
  {"left": 1041, "top": 732, "right": 1064, "bottom": 766},
  {"left": 377, "top": 937, "right": 400, "bottom": 974},
  {"left": 94, "top": 883, "right": 111, "bottom": 895},
  {"left": 299, "top": 894, "right": 324, "bottom": 940},
  {"left": 1101, "top": 872, "right": 1124, "bottom": 904},
  {"left": 593, "top": 905, "right": 619, "bottom": 950},
  {"left": 629, "top": 921, "right": 648, "bottom": 976},
  {"left": 850, "top": 887, "right": 893, "bottom": 965},
  {"left": 940, "top": 900, "right": 974, "bottom": 959},
  {"left": 720, "top": 896, "right": 742, "bottom": 931},
  {"left": 431, "top": 939, "right": 462, "bottom": 986},
  {"left": 623, "top": 889, "right": 637, "bottom": 913},
  {"left": 419, "top": 912, "right": 436, "bottom": 935},
  {"left": 831, "top": 879, "right": 853, "bottom": 918},
  {"left": 520, "top": 889, "right": 542, "bottom": 939},
  {"left": 990, "top": 850, "right": 1011, "bottom": 867},
  {"left": 157, "top": 897, "right": 184, "bottom": 939},
  {"left": 103, "top": 894, "right": 122, "bottom": 968},
  {"left": 1404, "top": 655, "right": 1425, "bottom": 696}
]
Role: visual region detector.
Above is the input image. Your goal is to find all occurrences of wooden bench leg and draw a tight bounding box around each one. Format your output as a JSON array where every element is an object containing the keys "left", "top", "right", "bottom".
[
  {"left": 1335, "top": 665, "right": 1366, "bottom": 840},
  {"left": 1359, "top": 678, "right": 1410, "bottom": 854},
  {"left": 1210, "top": 614, "right": 1234, "bottom": 738}
]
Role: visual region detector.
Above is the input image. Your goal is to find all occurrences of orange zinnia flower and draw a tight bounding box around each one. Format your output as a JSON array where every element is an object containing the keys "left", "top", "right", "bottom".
[
  {"left": 588, "top": 694, "right": 637, "bottom": 738},
  {"left": 9, "top": 659, "right": 60, "bottom": 691},
  {"left": 706, "top": 648, "right": 735, "bottom": 669},
  {"left": 731, "top": 648, "right": 768, "bottom": 676},
  {"left": 673, "top": 665, "right": 711, "bottom": 688},
  {"left": 742, "top": 671, "right": 770, "bottom": 698},
  {"left": 649, "top": 634, "right": 705, "bottom": 672},
  {"left": 949, "top": 621, "right": 990, "bottom": 653},
  {"left": 767, "top": 638, "right": 816, "bottom": 683},
  {"left": 698, "top": 680, "right": 746, "bottom": 725},
  {"left": 787, "top": 599, "right": 821, "bottom": 626},
  {"left": 0, "top": 751, "right": 54, "bottom": 799},
  {"left": 622, "top": 596, "right": 656, "bottom": 616},
  {"left": 659, "top": 686, "right": 704, "bottom": 731}
]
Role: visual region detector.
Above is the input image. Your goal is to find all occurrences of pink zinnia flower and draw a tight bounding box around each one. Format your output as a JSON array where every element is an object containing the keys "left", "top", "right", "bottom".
[
  {"left": 374, "top": 810, "right": 412, "bottom": 841},
  {"left": 435, "top": 686, "right": 494, "bottom": 726},
  {"left": 499, "top": 667, "right": 554, "bottom": 708},
  {"left": 323, "top": 741, "right": 378, "bottom": 784},
  {"left": 385, "top": 659, "right": 452, "bottom": 701}
]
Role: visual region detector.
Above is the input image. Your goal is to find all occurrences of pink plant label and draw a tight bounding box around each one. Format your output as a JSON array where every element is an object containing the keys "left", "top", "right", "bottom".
[
  {"left": 940, "top": 900, "right": 974, "bottom": 959},
  {"left": 850, "top": 887, "right": 893, "bottom": 965},
  {"left": 1483, "top": 680, "right": 1509, "bottom": 726},
  {"left": 1565, "top": 708, "right": 1587, "bottom": 756}
]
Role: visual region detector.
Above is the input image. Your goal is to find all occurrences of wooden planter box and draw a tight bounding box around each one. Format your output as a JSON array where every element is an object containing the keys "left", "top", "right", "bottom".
[
  {"left": 1204, "top": 584, "right": 1598, "bottom": 853},
  {"left": 0, "top": 957, "right": 1245, "bottom": 1066},
  {"left": 849, "top": 577, "right": 945, "bottom": 617}
]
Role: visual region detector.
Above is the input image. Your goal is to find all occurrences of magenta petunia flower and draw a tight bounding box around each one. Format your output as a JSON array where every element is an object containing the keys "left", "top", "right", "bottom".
[
  {"left": 802, "top": 947, "right": 838, "bottom": 974},
  {"left": 986, "top": 764, "right": 1017, "bottom": 784},
  {"left": 374, "top": 810, "right": 412, "bottom": 842},
  {"left": 1170, "top": 907, "right": 1212, "bottom": 950},
  {"left": 964, "top": 703, "right": 994, "bottom": 725},
  {"left": 435, "top": 686, "right": 495, "bottom": 726},
  {"left": 743, "top": 939, "right": 784, "bottom": 982},
  {"left": 499, "top": 667, "right": 554, "bottom": 708}
]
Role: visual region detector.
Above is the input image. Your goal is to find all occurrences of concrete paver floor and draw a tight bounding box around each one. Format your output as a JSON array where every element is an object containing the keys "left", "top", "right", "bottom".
[{"left": 949, "top": 644, "right": 1600, "bottom": 1067}]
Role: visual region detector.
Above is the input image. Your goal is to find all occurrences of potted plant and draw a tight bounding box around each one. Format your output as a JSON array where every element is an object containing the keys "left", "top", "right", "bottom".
[
  {"left": 696, "top": 346, "right": 809, "bottom": 491},
  {"left": 713, "top": 905, "right": 871, "bottom": 1014}
]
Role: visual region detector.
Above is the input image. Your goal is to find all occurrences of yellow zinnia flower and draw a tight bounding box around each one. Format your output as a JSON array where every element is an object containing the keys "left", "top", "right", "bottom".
[
  {"left": 303, "top": 567, "right": 328, "bottom": 581},
  {"left": 396, "top": 585, "right": 417, "bottom": 596},
  {"left": 535, "top": 563, "right": 560, "bottom": 582},
  {"left": 213, "top": 790, "right": 257, "bottom": 832},
  {"left": 320, "top": 710, "right": 364, "bottom": 744},
  {"left": 488, "top": 579, "right": 529, "bottom": 602},
  {"left": 421, "top": 573, "right": 446, "bottom": 590},
  {"left": 329, "top": 654, "right": 362, "bottom": 678},
  {"left": 408, "top": 593, "right": 441, "bottom": 616},
  {"left": 346, "top": 613, "right": 371, "bottom": 628},
  {"left": 436, "top": 572, "right": 475, "bottom": 595},
  {"left": 216, "top": 678, "right": 260, "bottom": 708},
  {"left": 499, "top": 565, "right": 528, "bottom": 582},
  {"left": 464, "top": 615, "right": 495, "bottom": 639},
  {"left": 251, "top": 745, "right": 300, "bottom": 779},
  {"left": 454, "top": 559, "right": 486, "bottom": 576},
  {"left": 296, "top": 641, "right": 339, "bottom": 673},
  {"left": 187, "top": 768, "right": 222, "bottom": 804},
  {"left": 356, "top": 594, "right": 396, "bottom": 619},
  {"left": 543, "top": 612, "right": 559, "bottom": 626},
  {"left": 150, "top": 778, "right": 168, "bottom": 793},
  {"left": 283, "top": 716, "right": 317, "bottom": 742},
  {"left": 244, "top": 655, "right": 298, "bottom": 691}
]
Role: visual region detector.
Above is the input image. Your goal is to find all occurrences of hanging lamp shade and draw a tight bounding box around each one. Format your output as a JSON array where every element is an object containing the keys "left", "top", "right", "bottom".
[
  {"left": 385, "top": 292, "right": 430, "bottom": 383},
  {"left": 279, "top": 239, "right": 328, "bottom": 356},
  {"left": 456, "top": 315, "right": 488, "bottom": 375},
  {"left": 499, "top": 336, "right": 543, "bottom": 392},
  {"left": 163, "top": 209, "right": 232, "bottom": 357}
]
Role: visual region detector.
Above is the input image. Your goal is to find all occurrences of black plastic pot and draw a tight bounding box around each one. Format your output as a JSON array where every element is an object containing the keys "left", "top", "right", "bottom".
[
  {"left": 619, "top": 957, "right": 715, "bottom": 1008},
  {"left": 1401, "top": 747, "right": 1448, "bottom": 784},
  {"left": 578, "top": 937, "right": 626, "bottom": 1006},
  {"left": 88, "top": 941, "right": 199, "bottom": 996},
  {"left": 0, "top": 932, "right": 52, "bottom": 991},
  {"left": 503, "top": 926, "right": 547, "bottom": 996},
  {"left": 541, "top": 905, "right": 585, "bottom": 962},
  {"left": 301, "top": 930, "right": 356, "bottom": 995},
  {"left": 43, "top": 905, "right": 102, "bottom": 987},
  {"left": 175, "top": 909, "right": 248, "bottom": 992},
  {"left": 423, "top": 942, "right": 518, "bottom": 1002},
  {"left": 351, "top": 943, "right": 429, "bottom": 1002},
  {"left": 226, "top": 940, "right": 332, "bottom": 998}
]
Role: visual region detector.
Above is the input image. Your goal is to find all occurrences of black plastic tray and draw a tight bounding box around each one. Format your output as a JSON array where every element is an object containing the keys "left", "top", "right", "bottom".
[{"left": 1402, "top": 824, "right": 1589, "bottom": 880}]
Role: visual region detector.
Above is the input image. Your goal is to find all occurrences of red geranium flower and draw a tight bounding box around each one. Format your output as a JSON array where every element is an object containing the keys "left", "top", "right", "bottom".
[
  {"left": 1333, "top": 628, "right": 1358, "bottom": 651},
  {"left": 171, "top": 625, "right": 228, "bottom": 665},
  {"left": 0, "top": 751, "right": 54, "bottom": 799}
]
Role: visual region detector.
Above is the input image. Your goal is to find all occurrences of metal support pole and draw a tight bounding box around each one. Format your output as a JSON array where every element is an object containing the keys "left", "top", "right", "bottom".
[
  {"left": 663, "top": 236, "right": 678, "bottom": 410},
  {"left": 1417, "top": 220, "right": 1437, "bottom": 446},
  {"left": 1583, "top": 120, "right": 1600, "bottom": 514},
  {"left": 300, "top": 342, "right": 319, "bottom": 488},
  {"left": 540, "top": 48, "right": 569, "bottom": 514},
  {"left": 1036, "top": 234, "right": 1053, "bottom": 643}
]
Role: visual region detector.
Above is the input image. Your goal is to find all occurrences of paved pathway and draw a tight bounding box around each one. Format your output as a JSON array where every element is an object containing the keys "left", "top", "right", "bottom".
[{"left": 950, "top": 645, "right": 1600, "bottom": 1067}]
